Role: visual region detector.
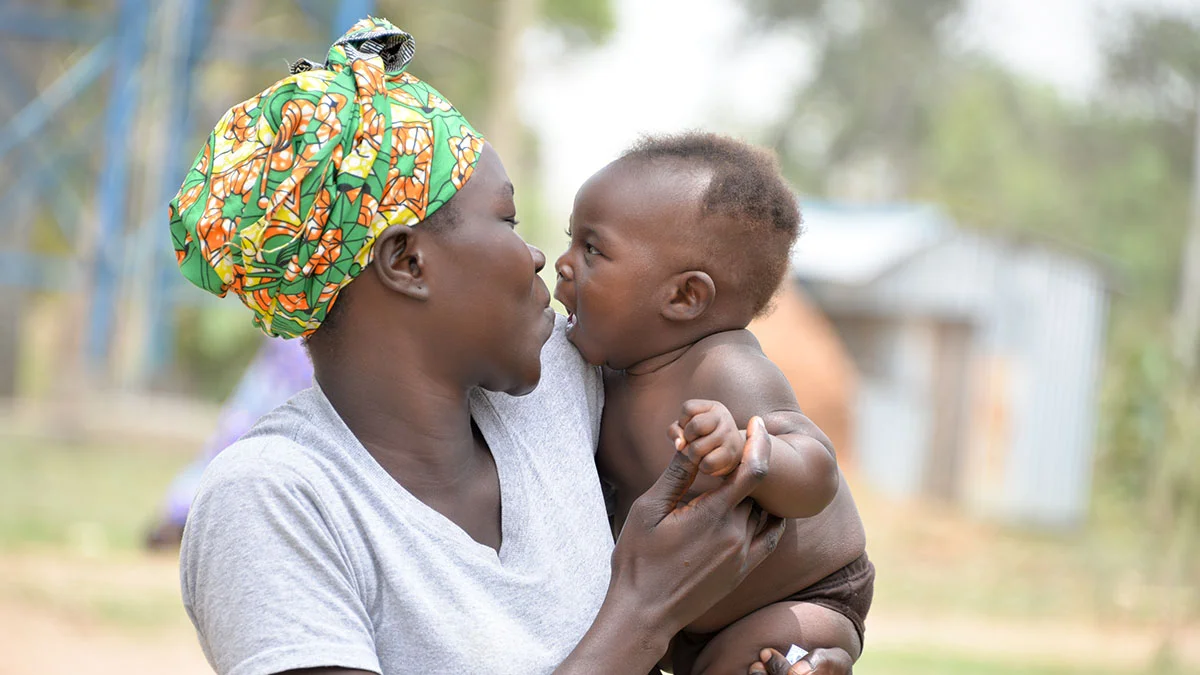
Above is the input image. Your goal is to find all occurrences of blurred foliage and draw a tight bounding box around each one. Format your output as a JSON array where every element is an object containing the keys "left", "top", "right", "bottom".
[
  {"left": 750, "top": 0, "right": 965, "bottom": 197},
  {"left": 1106, "top": 11, "right": 1200, "bottom": 121},
  {"left": 173, "top": 303, "right": 265, "bottom": 401},
  {"left": 542, "top": 0, "right": 615, "bottom": 46},
  {"left": 0, "top": 436, "right": 190, "bottom": 552}
]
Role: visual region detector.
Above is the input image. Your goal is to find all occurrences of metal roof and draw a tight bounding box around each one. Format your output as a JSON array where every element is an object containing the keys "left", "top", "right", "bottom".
[{"left": 790, "top": 202, "right": 953, "bottom": 286}]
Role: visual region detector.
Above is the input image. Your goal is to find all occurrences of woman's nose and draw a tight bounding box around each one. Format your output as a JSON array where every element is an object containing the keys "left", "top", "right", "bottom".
[{"left": 528, "top": 243, "right": 546, "bottom": 273}]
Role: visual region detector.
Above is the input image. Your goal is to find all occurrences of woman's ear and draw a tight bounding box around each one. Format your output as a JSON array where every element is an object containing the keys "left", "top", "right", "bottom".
[
  {"left": 661, "top": 270, "right": 715, "bottom": 322},
  {"left": 371, "top": 225, "right": 430, "bottom": 301}
]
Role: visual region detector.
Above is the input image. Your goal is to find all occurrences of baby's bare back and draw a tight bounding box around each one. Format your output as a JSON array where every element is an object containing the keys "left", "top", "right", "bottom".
[{"left": 599, "top": 332, "right": 866, "bottom": 634}]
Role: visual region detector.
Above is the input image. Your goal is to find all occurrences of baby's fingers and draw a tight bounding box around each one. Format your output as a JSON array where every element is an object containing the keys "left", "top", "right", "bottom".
[
  {"left": 682, "top": 410, "right": 723, "bottom": 443},
  {"left": 698, "top": 444, "right": 740, "bottom": 476},
  {"left": 667, "top": 420, "right": 686, "bottom": 451}
]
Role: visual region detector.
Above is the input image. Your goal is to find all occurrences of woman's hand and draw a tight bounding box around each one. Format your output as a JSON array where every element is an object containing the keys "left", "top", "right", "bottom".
[
  {"left": 748, "top": 647, "right": 854, "bottom": 675},
  {"left": 555, "top": 417, "right": 785, "bottom": 673},
  {"left": 612, "top": 416, "right": 786, "bottom": 637}
]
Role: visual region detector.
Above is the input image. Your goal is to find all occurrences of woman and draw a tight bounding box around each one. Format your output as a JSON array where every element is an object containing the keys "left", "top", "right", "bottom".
[{"left": 170, "top": 18, "right": 841, "bottom": 675}]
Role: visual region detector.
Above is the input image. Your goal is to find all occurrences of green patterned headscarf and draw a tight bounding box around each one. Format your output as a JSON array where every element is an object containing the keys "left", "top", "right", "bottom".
[{"left": 169, "top": 17, "right": 485, "bottom": 338}]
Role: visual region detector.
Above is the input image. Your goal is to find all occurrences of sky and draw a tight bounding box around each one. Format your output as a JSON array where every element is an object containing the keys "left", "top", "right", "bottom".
[{"left": 521, "top": 0, "right": 1200, "bottom": 218}]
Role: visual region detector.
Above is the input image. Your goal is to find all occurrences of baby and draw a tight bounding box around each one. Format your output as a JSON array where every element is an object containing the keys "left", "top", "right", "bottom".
[{"left": 554, "top": 133, "right": 872, "bottom": 674}]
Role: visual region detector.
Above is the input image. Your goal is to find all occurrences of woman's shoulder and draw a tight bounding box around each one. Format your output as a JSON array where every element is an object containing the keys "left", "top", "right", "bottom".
[
  {"left": 486, "top": 313, "right": 600, "bottom": 403},
  {"left": 480, "top": 314, "right": 604, "bottom": 452},
  {"left": 540, "top": 313, "right": 595, "bottom": 374},
  {"left": 196, "top": 433, "right": 322, "bottom": 506},
  {"left": 197, "top": 388, "right": 348, "bottom": 496}
]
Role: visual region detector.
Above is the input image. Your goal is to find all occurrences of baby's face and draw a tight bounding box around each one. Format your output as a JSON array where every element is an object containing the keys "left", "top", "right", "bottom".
[{"left": 553, "top": 160, "right": 709, "bottom": 369}]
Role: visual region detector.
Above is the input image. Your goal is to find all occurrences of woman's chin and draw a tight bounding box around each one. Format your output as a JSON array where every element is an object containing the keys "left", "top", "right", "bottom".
[{"left": 501, "top": 362, "right": 542, "bottom": 397}]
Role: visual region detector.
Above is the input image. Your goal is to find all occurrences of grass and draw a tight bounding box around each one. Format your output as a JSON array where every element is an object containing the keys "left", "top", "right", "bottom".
[
  {"left": 854, "top": 478, "right": 1170, "bottom": 625},
  {"left": 0, "top": 433, "right": 193, "bottom": 553},
  {"left": 856, "top": 648, "right": 1131, "bottom": 675}
]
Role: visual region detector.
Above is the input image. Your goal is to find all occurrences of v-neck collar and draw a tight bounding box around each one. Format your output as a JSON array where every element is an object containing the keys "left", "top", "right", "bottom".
[{"left": 312, "top": 384, "right": 529, "bottom": 567}]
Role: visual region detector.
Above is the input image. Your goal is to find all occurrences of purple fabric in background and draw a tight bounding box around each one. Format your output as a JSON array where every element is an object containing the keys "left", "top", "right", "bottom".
[{"left": 161, "top": 338, "right": 314, "bottom": 526}]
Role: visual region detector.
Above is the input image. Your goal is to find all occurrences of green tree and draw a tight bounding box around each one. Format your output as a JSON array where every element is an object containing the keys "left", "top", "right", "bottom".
[
  {"left": 1105, "top": 10, "right": 1200, "bottom": 374},
  {"left": 744, "top": 0, "right": 965, "bottom": 199},
  {"left": 1103, "top": 10, "right": 1200, "bottom": 669}
]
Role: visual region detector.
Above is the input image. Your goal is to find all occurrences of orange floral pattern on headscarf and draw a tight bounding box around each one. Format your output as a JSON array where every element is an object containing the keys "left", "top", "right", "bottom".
[{"left": 169, "top": 17, "right": 485, "bottom": 338}]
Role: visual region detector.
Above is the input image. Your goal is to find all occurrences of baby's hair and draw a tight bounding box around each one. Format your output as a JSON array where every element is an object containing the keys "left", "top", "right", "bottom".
[{"left": 619, "top": 132, "right": 800, "bottom": 318}]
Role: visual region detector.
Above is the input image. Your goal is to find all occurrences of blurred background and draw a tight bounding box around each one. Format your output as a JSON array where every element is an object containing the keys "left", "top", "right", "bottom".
[{"left": 1, "top": 0, "right": 1199, "bottom": 672}]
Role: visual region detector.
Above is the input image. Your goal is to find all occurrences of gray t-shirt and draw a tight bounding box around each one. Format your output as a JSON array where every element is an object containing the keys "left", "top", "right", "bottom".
[{"left": 180, "top": 318, "right": 613, "bottom": 675}]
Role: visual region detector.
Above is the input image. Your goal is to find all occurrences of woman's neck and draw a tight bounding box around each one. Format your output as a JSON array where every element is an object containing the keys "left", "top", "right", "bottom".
[{"left": 314, "top": 346, "right": 483, "bottom": 491}]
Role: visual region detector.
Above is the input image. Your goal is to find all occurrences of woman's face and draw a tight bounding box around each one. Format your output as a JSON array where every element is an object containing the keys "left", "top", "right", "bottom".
[{"left": 422, "top": 144, "right": 555, "bottom": 396}]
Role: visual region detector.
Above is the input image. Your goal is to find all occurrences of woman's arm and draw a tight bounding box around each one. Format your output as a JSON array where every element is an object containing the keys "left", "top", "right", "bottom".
[{"left": 555, "top": 417, "right": 785, "bottom": 673}]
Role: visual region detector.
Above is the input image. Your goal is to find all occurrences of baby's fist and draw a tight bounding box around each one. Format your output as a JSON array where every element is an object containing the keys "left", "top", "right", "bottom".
[{"left": 667, "top": 399, "right": 744, "bottom": 477}]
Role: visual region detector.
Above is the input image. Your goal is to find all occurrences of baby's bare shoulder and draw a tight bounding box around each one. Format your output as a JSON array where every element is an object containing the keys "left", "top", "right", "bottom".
[{"left": 685, "top": 330, "right": 798, "bottom": 415}]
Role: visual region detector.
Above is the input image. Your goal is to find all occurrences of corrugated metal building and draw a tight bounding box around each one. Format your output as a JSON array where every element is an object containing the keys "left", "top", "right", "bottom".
[{"left": 791, "top": 202, "right": 1111, "bottom": 528}]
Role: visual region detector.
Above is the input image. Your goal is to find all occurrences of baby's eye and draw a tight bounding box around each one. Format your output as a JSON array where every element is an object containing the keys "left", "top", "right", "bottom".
[
  {"left": 563, "top": 227, "right": 572, "bottom": 237},
  {"left": 585, "top": 243, "right": 601, "bottom": 256},
  {"left": 504, "top": 216, "right": 520, "bottom": 229}
]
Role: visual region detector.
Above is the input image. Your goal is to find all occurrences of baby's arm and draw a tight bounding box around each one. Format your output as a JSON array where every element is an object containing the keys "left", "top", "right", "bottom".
[{"left": 670, "top": 351, "right": 839, "bottom": 519}]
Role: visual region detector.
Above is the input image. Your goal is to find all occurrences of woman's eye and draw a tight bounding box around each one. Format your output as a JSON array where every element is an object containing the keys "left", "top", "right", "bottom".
[
  {"left": 504, "top": 216, "right": 520, "bottom": 228},
  {"left": 563, "top": 227, "right": 573, "bottom": 237}
]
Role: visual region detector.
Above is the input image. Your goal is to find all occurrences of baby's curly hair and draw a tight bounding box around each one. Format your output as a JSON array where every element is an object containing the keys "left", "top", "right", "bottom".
[{"left": 619, "top": 132, "right": 800, "bottom": 318}]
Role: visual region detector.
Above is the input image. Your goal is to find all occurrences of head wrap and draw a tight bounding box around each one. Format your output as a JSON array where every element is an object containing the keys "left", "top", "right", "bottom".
[{"left": 169, "top": 17, "right": 485, "bottom": 338}]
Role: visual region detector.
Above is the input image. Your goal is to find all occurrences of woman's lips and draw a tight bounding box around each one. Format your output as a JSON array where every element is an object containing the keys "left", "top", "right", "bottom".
[{"left": 566, "top": 312, "right": 577, "bottom": 330}]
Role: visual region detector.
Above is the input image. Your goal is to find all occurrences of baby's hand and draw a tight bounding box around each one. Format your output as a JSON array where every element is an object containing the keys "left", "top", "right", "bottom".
[{"left": 668, "top": 399, "right": 744, "bottom": 477}]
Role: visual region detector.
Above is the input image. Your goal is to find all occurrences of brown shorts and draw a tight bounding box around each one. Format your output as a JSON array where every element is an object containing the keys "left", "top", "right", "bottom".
[
  {"left": 776, "top": 551, "right": 875, "bottom": 646},
  {"left": 673, "top": 552, "right": 875, "bottom": 669}
]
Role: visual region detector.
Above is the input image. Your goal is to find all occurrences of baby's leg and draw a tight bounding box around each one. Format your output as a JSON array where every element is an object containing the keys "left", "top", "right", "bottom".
[{"left": 685, "top": 601, "right": 861, "bottom": 675}]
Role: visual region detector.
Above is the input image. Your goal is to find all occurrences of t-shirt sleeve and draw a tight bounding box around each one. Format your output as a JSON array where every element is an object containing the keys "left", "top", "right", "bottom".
[{"left": 181, "top": 447, "right": 381, "bottom": 675}]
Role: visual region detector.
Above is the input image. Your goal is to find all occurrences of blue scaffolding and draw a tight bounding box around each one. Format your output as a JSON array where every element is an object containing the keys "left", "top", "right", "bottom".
[{"left": 0, "top": 0, "right": 375, "bottom": 386}]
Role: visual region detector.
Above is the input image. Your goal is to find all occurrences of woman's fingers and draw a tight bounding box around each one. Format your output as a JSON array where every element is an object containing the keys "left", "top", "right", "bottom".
[
  {"left": 749, "top": 648, "right": 854, "bottom": 675},
  {"left": 749, "top": 648, "right": 798, "bottom": 674},
  {"left": 803, "top": 648, "right": 854, "bottom": 673},
  {"left": 745, "top": 509, "right": 786, "bottom": 571},
  {"left": 635, "top": 449, "right": 701, "bottom": 523}
]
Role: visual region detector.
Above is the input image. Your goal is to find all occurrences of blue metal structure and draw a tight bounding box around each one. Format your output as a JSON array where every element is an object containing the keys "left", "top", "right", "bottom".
[
  {"left": 0, "top": 0, "right": 375, "bottom": 385},
  {"left": 88, "top": 0, "right": 151, "bottom": 370}
]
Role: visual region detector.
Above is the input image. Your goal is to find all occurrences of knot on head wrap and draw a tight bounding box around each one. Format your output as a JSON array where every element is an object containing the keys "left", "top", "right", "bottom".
[{"left": 169, "top": 17, "right": 486, "bottom": 339}]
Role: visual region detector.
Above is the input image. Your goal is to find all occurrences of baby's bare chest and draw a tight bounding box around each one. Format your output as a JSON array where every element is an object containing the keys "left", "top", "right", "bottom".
[{"left": 598, "top": 378, "right": 725, "bottom": 516}]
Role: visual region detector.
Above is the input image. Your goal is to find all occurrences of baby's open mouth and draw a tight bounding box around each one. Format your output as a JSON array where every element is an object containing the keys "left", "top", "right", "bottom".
[{"left": 566, "top": 313, "right": 577, "bottom": 330}]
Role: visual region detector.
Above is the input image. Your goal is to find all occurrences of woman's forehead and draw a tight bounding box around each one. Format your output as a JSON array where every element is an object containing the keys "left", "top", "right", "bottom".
[{"left": 456, "top": 144, "right": 513, "bottom": 204}]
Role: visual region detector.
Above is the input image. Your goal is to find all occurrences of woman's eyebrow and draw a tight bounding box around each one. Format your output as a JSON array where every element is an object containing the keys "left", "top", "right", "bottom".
[{"left": 500, "top": 181, "right": 514, "bottom": 199}]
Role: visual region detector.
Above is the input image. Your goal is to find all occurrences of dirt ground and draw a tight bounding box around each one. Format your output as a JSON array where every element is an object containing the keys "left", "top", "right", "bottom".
[{"left": 0, "top": 553, "right": 210, "bottom": 675}]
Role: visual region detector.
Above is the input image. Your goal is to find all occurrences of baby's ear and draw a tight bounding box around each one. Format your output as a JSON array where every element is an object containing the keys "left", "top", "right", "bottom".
[{"left": 661, "top": 270, "right": 715, "bottom": 322}]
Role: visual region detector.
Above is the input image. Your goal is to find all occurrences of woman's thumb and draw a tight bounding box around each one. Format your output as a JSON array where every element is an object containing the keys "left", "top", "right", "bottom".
[{"left": 635, "top": 449, "right": 700, "bottom": 523}]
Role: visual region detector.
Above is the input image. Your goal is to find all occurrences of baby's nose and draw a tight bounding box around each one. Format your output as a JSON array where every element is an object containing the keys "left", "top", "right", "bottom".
[{"left": 554, "top": 253, "right": 573, "bottom": 281}]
